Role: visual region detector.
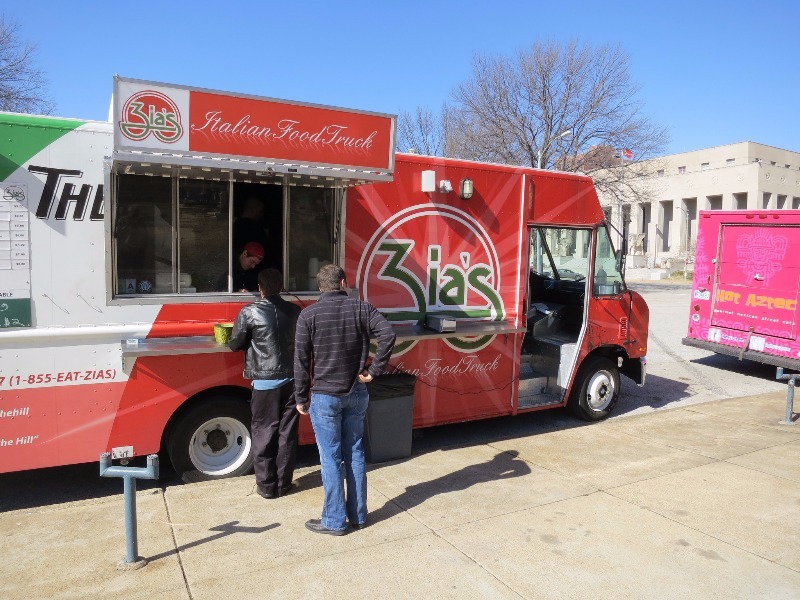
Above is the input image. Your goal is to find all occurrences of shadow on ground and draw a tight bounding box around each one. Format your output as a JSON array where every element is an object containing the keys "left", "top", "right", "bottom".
[
  {"left": 368, "top": 450, "right": 531, "bottom": 526},
  {"left": 0, "top": 445, "right": 321, "bottom": 513},
  {"left": 9, "top": 357, "right": 771, "bottom": 514},
  {"left": 613, "top": 373, "right": 692, "bottom": 416},
  {"left": 692, "top": 353, "right": 790, "bottom": 380}
]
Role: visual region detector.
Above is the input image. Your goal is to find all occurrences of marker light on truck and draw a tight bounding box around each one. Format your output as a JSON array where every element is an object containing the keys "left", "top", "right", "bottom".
[{"left": 618, "top": 317, "right": 629, "bottom": 339}]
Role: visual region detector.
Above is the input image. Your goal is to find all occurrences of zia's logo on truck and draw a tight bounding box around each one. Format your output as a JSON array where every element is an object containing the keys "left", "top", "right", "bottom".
[
  {"left": 357, "top": 203, "right": 505, "bottom": 353},
  {"left": 119, "top": 90, "right": 183, "bottom": 143},
  {"left": 2, "top": 185, "right": 25, "bottom": 202}
]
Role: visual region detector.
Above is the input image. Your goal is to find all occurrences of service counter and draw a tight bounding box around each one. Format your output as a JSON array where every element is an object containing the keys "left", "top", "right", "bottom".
[{"left": 120, "top": 321, "right": 525, "bottom": 368}]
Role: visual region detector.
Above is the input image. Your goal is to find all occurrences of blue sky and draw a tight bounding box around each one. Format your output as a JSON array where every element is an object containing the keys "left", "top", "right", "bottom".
[{"left": 5, "top": 0, "right": 798, "bottom": 156}]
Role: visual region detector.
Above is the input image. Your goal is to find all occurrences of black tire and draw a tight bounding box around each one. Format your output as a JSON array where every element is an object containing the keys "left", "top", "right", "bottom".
[
  {"left": 167, "top": 397, "right": 253, "bottom": 483},
  {"left": 567, "top": 356, "right": 620, "bottom": 421}
]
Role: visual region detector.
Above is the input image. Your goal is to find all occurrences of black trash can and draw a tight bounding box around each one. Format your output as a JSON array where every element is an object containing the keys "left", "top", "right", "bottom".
[{"left": 364, "top": 373, "right": 416, "bottom": 463}]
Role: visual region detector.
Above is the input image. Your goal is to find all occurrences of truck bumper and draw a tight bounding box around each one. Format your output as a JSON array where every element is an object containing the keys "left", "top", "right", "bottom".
[
  {"left": 622, "top": 356, "right": 646, "bottom": 386},
  {"left": 682, "top": 337, "right": 800, "bottom": 371}
]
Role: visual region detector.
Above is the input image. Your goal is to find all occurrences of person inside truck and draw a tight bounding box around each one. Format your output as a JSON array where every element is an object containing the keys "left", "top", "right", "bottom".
[{"left": 216, "top": 242, "right": 265, "bottom": 292}]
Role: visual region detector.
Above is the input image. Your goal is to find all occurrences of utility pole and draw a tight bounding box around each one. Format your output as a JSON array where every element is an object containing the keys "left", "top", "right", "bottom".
[{"left": 536, "top": 129, "right": 572, "bottom": 169}]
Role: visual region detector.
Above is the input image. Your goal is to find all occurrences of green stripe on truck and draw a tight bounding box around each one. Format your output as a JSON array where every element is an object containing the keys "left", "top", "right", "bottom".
[{"left": 0, "top": 114, "right": 86, "bottom": 182}]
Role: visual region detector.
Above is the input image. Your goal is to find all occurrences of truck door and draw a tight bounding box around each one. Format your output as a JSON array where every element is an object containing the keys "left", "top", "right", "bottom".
[
  {"left": 586, "top": 225, "right": 632, "bottom": 352},
  {"left": 711, "top": 224, "right": 799, "bottom": 339},
  {"left": 520, "top": 226, "right": 590, "bottom": 408}
]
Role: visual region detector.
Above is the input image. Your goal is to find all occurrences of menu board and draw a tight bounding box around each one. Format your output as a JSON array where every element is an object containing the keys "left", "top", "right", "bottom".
[{"left": 0, "top": 183, "right": 32, "bottom": 328}]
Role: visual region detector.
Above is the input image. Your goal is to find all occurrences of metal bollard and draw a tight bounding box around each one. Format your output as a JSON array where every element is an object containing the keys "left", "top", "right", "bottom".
[
  {"left": 775, "top": 368, "right": 798, "bottom": 425},
  {"left": 99, "top": 453, "right": 159, "bottom": 569}
]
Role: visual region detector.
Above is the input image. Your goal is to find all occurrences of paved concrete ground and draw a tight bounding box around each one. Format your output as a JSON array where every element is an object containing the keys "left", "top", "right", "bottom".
[{"left": 1, "top": 391, "right": 798, "bottom": 599}]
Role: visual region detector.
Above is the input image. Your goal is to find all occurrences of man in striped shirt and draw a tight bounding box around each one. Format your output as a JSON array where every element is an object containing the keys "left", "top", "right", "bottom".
[{"left": 295, "top": 263, "right": 396, "bottom": 535}]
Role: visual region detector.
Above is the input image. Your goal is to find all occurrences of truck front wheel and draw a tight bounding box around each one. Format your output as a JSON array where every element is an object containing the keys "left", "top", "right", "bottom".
[
  {"left": 167, "top": 397, "right": 253, "bottom": 483},
  {"left": 567, "top": 356, "right": 620, "bottom": 421}
]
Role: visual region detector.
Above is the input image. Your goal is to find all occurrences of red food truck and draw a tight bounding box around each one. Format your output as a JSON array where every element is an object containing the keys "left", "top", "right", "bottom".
[
  {"left": 683, "top": 209, "right": 800, "bottom": 370},
  {"left": 0, "top": 77, "right": 648, "bottom": 481}
]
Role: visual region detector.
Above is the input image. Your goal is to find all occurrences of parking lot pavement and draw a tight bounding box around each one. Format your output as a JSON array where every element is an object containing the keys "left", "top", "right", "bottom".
[{"left": 1, "top": 391, "right": 799, "bottom": 599}]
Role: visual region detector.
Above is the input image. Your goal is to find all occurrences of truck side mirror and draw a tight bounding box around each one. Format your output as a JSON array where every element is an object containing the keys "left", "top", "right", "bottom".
[{"left": 615, "top": 249, "right": 627, "bottom": 273}]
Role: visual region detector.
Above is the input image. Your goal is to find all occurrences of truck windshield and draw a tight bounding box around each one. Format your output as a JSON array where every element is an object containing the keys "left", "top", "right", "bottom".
[{"left": 530, "top": 227, "right": 590, "bottom": 282}]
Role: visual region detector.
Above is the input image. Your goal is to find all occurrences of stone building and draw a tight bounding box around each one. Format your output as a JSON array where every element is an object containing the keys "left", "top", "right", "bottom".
[{"left": 597, "top": 142, "right": 800, "bottom": 268}]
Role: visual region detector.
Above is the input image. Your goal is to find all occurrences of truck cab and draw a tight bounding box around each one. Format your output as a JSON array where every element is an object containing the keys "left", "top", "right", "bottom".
[{"left": 521, "top": 221, "right": 648, "bottom": 420}]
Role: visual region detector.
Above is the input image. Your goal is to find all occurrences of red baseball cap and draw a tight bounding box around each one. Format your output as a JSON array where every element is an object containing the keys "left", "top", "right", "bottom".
[{"left": 243, "top": 242, "right": 265, "bottom": 260}]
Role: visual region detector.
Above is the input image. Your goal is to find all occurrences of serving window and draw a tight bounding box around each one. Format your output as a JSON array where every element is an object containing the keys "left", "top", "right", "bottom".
[{"left": 111, "top": 168, "right": 342, "bottom": 298}]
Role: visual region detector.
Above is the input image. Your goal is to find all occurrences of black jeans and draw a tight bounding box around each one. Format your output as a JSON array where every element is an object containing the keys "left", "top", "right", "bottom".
[{"left": 251, "top": 382, "right": 299, "bottom": 494}]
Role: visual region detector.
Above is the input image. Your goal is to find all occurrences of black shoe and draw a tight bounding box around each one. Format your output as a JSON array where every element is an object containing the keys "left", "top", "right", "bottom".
[
  {"left": 350, "top": 521, "right": 367, "bottom": 530},
  {"left": 279, "top": 483, "right": 296, "bottom": 497},
  {"left": 257, "top": 487, "right": 278, "bottom": 500},
  {"left": 305, "top": 519, "right": 346, "bottom": 536}
]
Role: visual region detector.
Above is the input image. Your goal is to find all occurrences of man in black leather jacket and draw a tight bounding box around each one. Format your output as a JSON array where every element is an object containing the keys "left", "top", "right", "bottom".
[{"left": 229, "top": 268, "right": 301, "bottom": 499}]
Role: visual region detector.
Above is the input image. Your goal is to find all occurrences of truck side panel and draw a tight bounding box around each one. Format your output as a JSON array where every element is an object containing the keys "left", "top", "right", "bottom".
[
  {"left": 1, "top": 115, "right": 647, "bottom": 474},
  {"left": 346, "top": 156, "right": 528, "bottom": 426}
]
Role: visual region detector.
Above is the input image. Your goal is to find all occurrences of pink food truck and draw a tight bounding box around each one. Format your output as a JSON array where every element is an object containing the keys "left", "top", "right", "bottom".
[{"left": 683, "top": 210, "right": 800, "bottom": 370}]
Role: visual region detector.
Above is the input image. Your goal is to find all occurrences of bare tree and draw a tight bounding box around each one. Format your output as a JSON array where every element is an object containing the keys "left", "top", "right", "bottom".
[
  {"left": 396, "top": 104, "right": 454, "bottom": 156},
  {"left": 446, "top": 40, "right": 668, "bottom": 199},
  {"left": 0, "top": 16, "right": 52, "bottom": 114}
]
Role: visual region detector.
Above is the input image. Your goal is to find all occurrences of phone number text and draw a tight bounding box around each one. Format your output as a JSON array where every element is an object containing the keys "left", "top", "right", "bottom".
[{"left": 0, "top": 369, "right": 117, "bottom": 387}]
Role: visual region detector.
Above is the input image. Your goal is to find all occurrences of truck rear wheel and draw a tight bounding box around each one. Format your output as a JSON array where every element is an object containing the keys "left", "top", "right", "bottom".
[
  {"left": 167, "top": 397, "right": 253, "bottom": 483},
  {"left": 567, "top": 356, "right": 619, "bottom": 421}
]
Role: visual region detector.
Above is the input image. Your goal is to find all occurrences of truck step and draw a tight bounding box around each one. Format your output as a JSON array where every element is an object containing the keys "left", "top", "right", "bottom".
[
  {"left": 518, "top": 363, "right": 563, "bottom": 409},
  {"left": 518, "top": 388, "right": 563, "bottom": 409},
  {"left": 518, "top": 372, "right": 550, "bottom": 394}
]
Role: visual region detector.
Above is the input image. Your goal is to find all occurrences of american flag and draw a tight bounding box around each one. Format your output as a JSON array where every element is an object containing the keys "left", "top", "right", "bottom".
[{"left": 622, "top": 148, "right": 633, "bottom": 160}]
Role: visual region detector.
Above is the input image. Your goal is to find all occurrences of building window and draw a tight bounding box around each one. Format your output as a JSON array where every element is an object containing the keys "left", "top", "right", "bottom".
[
  {"left": 701, "top": 162, "right": 709, "bottom": 171},
  {"left": 657, "top": 169, "right": 664, "bottom": 176},
  {"left": 678, "top": 166, "right": 686, "bottom": 174},
  {"left": 660, "top": 200, "right": 673, "bottom": 252},
  {"left": 726, "top": 158, "right": 735, "bottom": 166}
]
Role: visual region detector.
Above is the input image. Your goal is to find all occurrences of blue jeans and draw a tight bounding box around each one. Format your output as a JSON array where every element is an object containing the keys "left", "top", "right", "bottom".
[{"left": 310, "top": 384, "right": 369, "bottom": 531}]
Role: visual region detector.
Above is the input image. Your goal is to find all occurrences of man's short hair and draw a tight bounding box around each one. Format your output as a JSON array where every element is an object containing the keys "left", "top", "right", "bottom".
[
  {"left": 257, "top": 268, "right": 283, "bottom": 296},
  {"left": 317, "top": 264, "right": 345, "bottom": 292}
]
